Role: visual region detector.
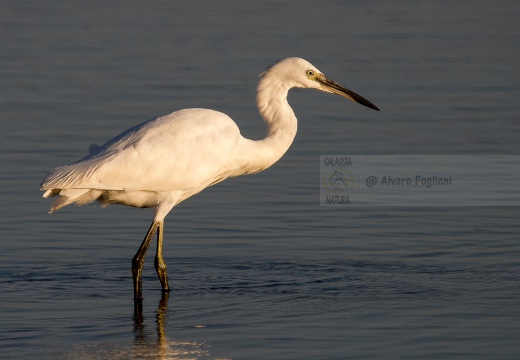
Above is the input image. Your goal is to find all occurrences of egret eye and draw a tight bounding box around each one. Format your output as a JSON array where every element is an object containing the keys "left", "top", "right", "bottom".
[{"left": 306, "top": 69, "right": 315, "bottom": 77}]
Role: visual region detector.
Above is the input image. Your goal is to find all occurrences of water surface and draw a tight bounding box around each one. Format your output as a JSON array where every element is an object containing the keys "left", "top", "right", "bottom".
[{"left": 1, "top": 1, "right": 519, "bottom": 359}]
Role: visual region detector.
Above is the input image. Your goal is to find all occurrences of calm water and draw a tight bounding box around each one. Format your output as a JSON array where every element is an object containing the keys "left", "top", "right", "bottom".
[{"left": 1, "top": 1, "right": 519, "bottom": 359}]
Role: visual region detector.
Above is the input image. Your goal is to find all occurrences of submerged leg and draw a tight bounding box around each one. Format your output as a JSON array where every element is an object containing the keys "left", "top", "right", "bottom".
[
  {"left": 132, "top": 220, "right": 160, "bottom": 301},
  {"left": 154, "top": 221, "right": 170, "bottom": 292}
]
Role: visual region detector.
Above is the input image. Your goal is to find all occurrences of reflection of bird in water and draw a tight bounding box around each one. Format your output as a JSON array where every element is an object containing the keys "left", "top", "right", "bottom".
[
  {"left": 329, "top": 170, "right": 349, "bottom": 192},
  {"left": 132, "top": 293, "right": 214, "bottom": 359},
  {"left": 66, "top": 294, "right": 221, "bottom": 359},
  {"left": 41, "top": 57, "right": 379, "bottom": 301}
]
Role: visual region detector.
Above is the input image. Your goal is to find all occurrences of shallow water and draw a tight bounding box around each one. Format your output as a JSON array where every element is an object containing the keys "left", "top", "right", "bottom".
[{"left": 1, "top": 1, "right": 520, "bottom": 359}]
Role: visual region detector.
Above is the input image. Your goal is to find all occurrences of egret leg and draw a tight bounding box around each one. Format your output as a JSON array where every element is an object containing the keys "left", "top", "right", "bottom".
[
  {"left": 154, "top": 221, "right": 170, "bottom": 292},
  {"left": 132, "top": 220, "right": 160, "bottom": 301}
]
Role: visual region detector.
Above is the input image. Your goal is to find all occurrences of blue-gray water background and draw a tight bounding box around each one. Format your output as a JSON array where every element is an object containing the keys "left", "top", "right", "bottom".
[{"left": 1, "top": 1, "right": 519, "bottom": 359}]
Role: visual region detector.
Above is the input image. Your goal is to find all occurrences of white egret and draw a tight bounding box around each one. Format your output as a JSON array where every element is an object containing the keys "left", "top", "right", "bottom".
[{"left": 41, "top": 57, "right": 379, "bottom": 300}]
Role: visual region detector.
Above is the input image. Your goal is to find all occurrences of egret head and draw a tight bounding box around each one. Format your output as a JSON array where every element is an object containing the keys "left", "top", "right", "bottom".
[{"left": 263, "top": 57, "right": 380, "bottom": 111}]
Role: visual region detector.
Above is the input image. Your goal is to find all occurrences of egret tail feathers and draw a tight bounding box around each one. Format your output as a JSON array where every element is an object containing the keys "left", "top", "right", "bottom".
[{"left": 46, "top": 188, "right": 99, "bottom": 213}]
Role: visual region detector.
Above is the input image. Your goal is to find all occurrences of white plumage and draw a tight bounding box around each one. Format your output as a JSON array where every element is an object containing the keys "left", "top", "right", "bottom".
[
  {"left": 41, "top": 57, "right": 379, "bottom": 301},
  {"left": 43, "top": 109, "right": 244, "bottom": 216}
]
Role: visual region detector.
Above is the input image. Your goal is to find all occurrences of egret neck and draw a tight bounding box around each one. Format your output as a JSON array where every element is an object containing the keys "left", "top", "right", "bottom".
[{"left": 237, "top": 72, "right": 298, "bottom": 175}]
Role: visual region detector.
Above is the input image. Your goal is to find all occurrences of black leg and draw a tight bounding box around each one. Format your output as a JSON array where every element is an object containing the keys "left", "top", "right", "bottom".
[
  {"left": 154, "top": 221, "right": 170, "bottom": 292},
  {"left": 132, "top": 220, "right": 159, "bottom": 301}
]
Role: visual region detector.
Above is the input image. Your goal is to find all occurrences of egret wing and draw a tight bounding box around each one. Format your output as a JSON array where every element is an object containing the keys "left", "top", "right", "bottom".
[{"left": 41, "top": 109, "right": 241, "bottom": 193}]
